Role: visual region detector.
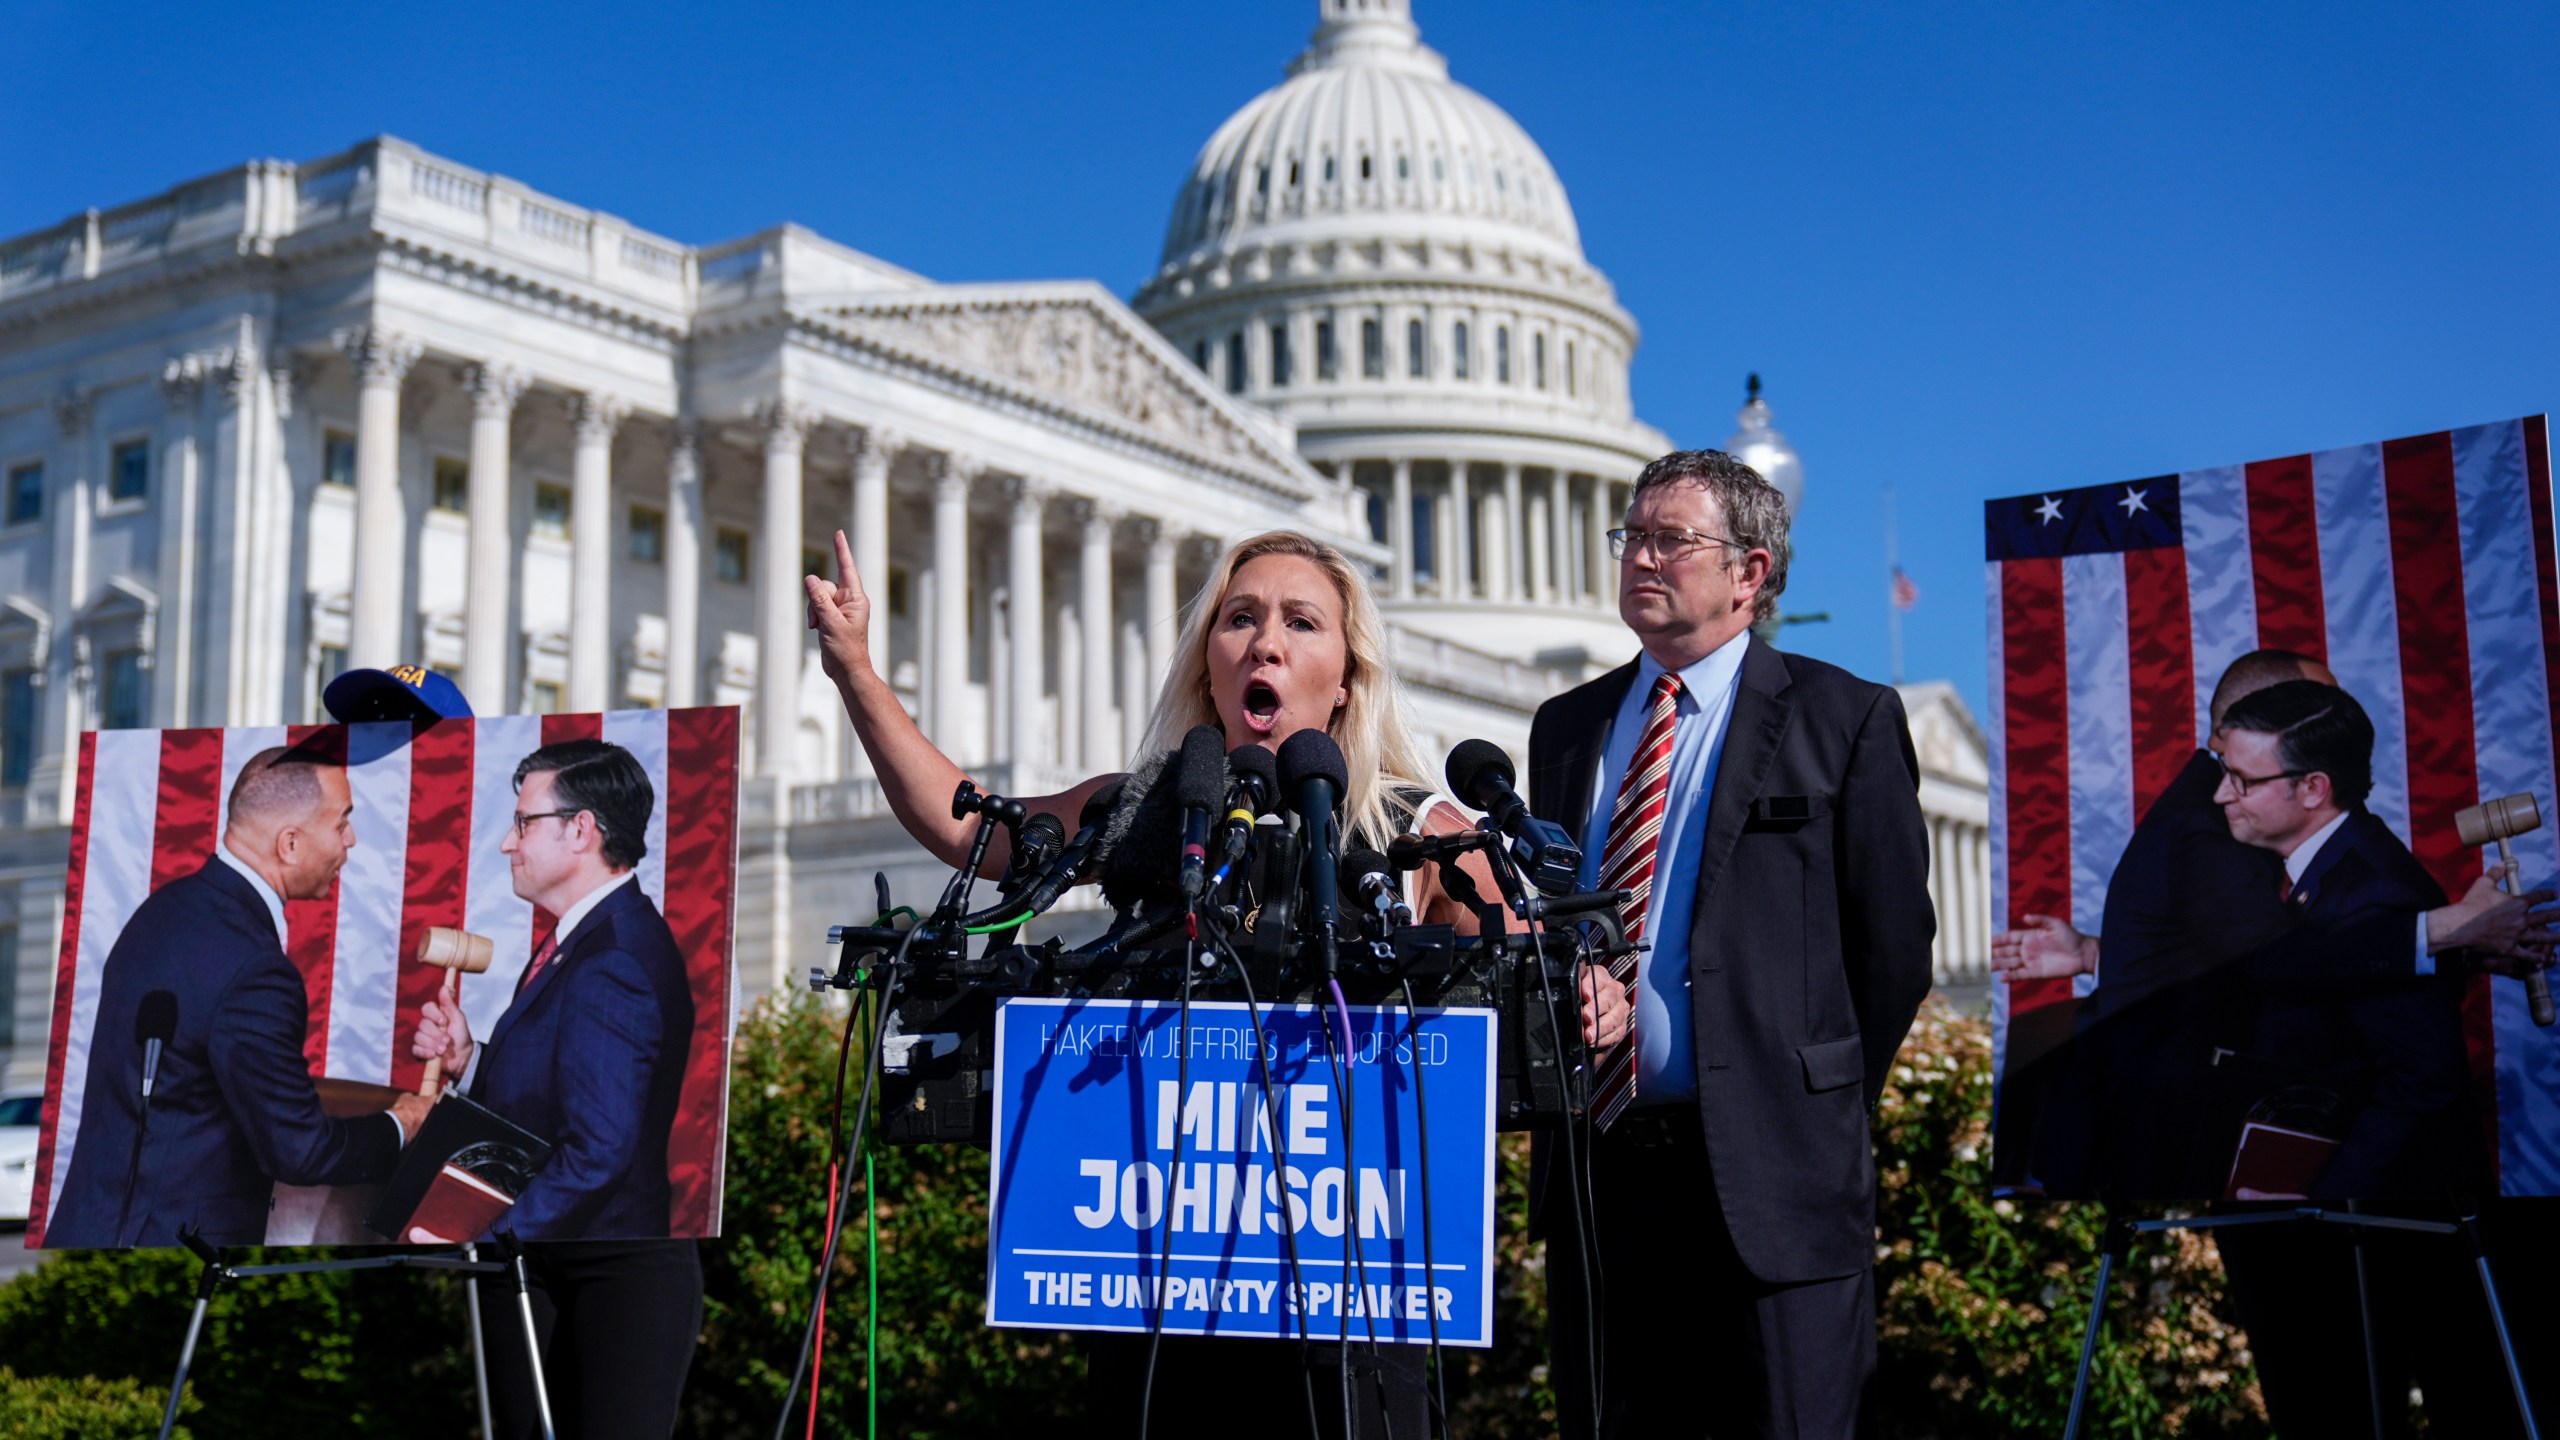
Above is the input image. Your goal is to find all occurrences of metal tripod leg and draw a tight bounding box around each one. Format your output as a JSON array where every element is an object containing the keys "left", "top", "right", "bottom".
[
  {"left": 502, "top": 1240, "right": 559, "bottom": 1440},
  {"left": 465, "top": 1242, "right": 496, "bottom": 1440},
  {"left": 2463, "top": 1214, "right": 2543, "bottom": 1440},
  {"left": 2062, "top": 1214, "right": 2134, "bottom": 1440},
  {"left": 2349, "top": 1204, "right": 2386, "bottom": 1440},
  {"left": 158, "top": 1230, "right": 226, "bottom": 1440}
]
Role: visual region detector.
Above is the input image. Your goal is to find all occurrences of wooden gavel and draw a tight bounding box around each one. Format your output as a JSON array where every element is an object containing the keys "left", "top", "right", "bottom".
[
  {"left": 415, "top": 926, "right": 494, "bottom": 1095},
  {"left": 2456, "top": 793, "right": 2555, "bottom": 1028}
]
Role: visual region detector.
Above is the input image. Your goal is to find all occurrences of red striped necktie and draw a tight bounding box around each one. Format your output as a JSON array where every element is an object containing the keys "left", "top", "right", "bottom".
[
  {"left": 1592, "top": 671, "right": 1684, "bottom": 1130},
  {"left": 514, "top": 929, "right": 561, "bottom": 999}
]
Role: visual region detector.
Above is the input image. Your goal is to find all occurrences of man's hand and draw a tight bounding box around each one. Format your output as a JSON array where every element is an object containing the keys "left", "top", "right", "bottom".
[
  {"left": 1576, "top": 961, "right": 1632, "bottom": 1050},
  {"left": 804, "top": 530, "right": 877, "bottom": 690},
  {"left": 390, "top": 1090, "right": 435, "bottom": 1143},
  {"left": 1990, "top": 913, "right": 2098, "bottom": 981},
  {"left": 411, "top": 997, "right": 475, "bottom": 1081},
  {"left": 2427, "top": 863, "right": 2560, "bottom": 967}
]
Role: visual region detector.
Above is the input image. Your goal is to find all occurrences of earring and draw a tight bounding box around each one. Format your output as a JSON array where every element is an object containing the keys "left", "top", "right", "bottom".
[{"left": 1334, "top": 691, "right": 1347, "bottom": 708}]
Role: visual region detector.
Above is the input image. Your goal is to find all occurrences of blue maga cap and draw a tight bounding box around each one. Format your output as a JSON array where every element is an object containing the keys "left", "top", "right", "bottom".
[{"left": 322, "top": 665, "right": 476, "bottom": 724}]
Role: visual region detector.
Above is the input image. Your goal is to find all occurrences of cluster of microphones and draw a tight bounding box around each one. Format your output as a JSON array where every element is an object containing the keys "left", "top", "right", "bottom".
[{"left": 945, "top": 724, "right": 1597, "bottom": 961}]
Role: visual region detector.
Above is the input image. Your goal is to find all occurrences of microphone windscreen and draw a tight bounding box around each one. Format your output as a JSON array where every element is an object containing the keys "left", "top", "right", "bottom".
[
  {"left": 1338, "top": 848, "right": 1394, "bottom": 902},
  {"left": 1276, "top": 729, "right": 1350, "bottom": 812},
  {"left": 1079, "top": 778, "right": 1126, "bottom": 830},
  {"left": 1445, "top": 738, "right": 1516, "bottom": 813},
  {"left": 1225, "top": 743, "right": 1279, "bottom": 807},
  {"left": 1176, "top": 724, "right": 1230, "bottom": 812},
  {"left": 136, "top": 989, "right": 178, "bottom": 1045}
]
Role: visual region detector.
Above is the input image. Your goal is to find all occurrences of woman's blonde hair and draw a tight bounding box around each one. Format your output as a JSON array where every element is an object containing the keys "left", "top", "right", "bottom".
[{"left": 1134, "top": 531, "right": 1437, "bottom": 848}]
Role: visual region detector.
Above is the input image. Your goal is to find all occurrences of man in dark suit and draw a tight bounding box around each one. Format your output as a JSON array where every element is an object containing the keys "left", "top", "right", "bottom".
[
  {"left": 1995, "top": 658, "right": 2550, "bottom": 1199},
  {"left": 1525, "top": 449, "right": 1934, "bottom": 1440},
  {"left": 49, "top": 745, "right": 429, "bottom": 1247},
  {"left": 408, "top": 736, "right": 699, "bottom": 1440}
]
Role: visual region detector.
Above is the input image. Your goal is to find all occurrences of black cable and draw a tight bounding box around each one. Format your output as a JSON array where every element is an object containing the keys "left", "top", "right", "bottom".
[
  {"left": 1399, "top": 977, "right": 1449, "bottom": 1440},
  {"left": 1137, "top": 933, "right": 1197, "bottom": 1440},
  {"left": 1485, "top": 842, "right": 1604, "bottom": 1440},
  {"left": 1224, "top": 925, "right": 1325, "bottom": 1440},
  {"left": 774, "top": 808, "right": 994, "bottom": 1440},
  {"left": 1313, "top": 979, "right": 1387, "bottom": 1440}
]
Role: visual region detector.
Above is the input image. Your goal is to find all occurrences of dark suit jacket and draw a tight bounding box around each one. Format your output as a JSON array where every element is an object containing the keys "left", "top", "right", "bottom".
[
  {"left": 1526, "top": 637, "right": 1936, "bottom": 1284},
  {"left": 2250, "top": 810, "right": 2480, "bottom": 1199},
  {"left": 471, "top": 877, "right": 694, "bottom": 1240},
  {"left": 48, "top": 858, "right": 400, "bottom": 1247}
]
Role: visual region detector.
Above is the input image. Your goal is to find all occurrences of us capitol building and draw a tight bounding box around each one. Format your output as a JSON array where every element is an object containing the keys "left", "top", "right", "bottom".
[{"left": 0, "top": 0, "right": 1989, "bottom": 1084}]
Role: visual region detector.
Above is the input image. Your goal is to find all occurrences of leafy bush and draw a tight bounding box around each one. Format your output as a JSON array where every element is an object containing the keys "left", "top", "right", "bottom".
[
  {"left": 1872, "top": 1000, "right": 2266, "bottom": 1439},
  {"left": 0, "top": 1365, "right": 191, "bottom": 1439},
  {"left": 0, "top": 993, "right": 2273, "bottom": 1438}
]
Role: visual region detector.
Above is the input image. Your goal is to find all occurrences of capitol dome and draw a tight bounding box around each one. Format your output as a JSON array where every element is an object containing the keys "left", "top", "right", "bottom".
[
  {"left": 1157, "top": 0, "right": 1583, "bottom": 265},
  {"left": 1135, "top": 0, "right": 1671, "bottom": 676}
]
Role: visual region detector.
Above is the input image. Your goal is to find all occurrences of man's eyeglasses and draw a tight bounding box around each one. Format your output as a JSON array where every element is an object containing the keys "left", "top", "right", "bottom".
[
  {"left": 1606, "top": 527, "right": 1745, "bottom": 562},
  {"left": 510, "top": 809, "right": 586, "bottom": 838},
  {"left": 2210, "top": 751, "right": 2309, "bottom": 797}
]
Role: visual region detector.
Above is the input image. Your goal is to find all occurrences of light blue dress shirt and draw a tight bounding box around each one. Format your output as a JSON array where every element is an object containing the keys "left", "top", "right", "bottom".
[{"left": 1576, "top": 631, "right": 1752, "bottom": 1105}]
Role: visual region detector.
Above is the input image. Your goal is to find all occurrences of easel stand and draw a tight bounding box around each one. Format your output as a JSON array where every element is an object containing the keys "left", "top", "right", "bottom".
[
  {"left": 2062, "top": 1206, "right": 2539, "bottom": 1440},
  {"left": 159, "top": 1227, "right": 554, "bottom": 1440}
]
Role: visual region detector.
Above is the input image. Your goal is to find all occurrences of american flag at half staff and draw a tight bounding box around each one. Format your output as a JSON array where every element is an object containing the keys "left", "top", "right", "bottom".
[
  {"left": 1985, "top": 415, "right": 2560, "bottom": 1194},
  {"left": 28, "top": 706, "right": 742, "bottom": 1245}
]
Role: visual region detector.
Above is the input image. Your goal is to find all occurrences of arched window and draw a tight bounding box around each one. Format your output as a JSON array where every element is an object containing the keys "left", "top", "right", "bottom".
[
  {"left": 1257, "top": 165, "right": 1270, "bottom": 197},
  {"left": 1361, "top": 319, "right": 1384, "bottom": 378},
  {"left": 1193, "top": 339, "right": 1209, "bottom": 372},
  {"left": 1496, "top": 327, "right": 1512, "bottom": 384},
  {"left": 1316, "top": 319, "right": 1339, "bottom": 380},
  {"left": 1270, "top": 323, "right": 1293, "bottom": 386},
  {"left": 1289, "top": 158, "right": 1302, "bottom": 186},
  {"left": 1396, "top": 153, "right": 1409, "bottom": 181},
  {"left": 1406, "top": 319, "right": 1426, "bottom": 376},
  {"left": 1532, "top": 333, "right": 1546, "bottom": 389},
  {"left": 1323, "top": 154, "right": 1337, "bottom": 183},
  {"left": 1226, "top": 332, "right": 1247, "bottom": 394},
  {"left": 1452, "top": 321, "right": 1472, "bottom": 380},
  {"left": 1564, "top": 340, "right": 1577, "bottom": 396},
  {"left": 1359, "top": 154, "right": 1372, "bottom": 181}
]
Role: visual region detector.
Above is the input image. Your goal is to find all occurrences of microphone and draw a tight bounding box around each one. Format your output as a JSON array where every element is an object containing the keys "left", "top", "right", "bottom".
[
  {"left": 136, "top": 990, "right": 177, "bottom": 1102},
  {"left": 1279, "top": 730, "right": 1350, "bottom": 973},
  {"left": 1446, "top": 739, "right": 1584, "bottom": 897},
  {"left": 1340, "top": 848, "right": 1412, "bottom": 928},
  {"left": 996, "top": 812, "right": 1066, "bottom": 900},
  {"left": 962, "top": 786, "right": 1118, "bottom": 931},
  {"left": 1174, "top": 724, "right": 1228, "bottom": 901},
  {"left": 1208, "top": 745, "right": 1279, "bottom": 892}
]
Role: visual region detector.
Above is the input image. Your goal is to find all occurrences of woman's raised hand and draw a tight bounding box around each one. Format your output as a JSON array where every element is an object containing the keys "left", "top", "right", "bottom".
[{"left": 805, "top": 529, "right": 875, "bottom": 688}]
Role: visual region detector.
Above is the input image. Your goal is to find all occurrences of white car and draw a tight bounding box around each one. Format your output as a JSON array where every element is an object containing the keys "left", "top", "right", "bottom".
[{"left": 0, "top": 1091, "right": 40, "bottom": 1225}]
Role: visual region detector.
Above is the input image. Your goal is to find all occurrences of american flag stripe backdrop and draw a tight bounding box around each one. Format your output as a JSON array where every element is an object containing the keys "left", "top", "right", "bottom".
[
  {"left": 30, "top": 707, "right": 741, "bottom": 1245},
  {"left": 1987, "top": 417, "right": 2560, "bottom": 1194}
]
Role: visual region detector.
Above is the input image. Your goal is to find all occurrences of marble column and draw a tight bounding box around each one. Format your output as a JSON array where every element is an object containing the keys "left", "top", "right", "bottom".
[
  {"left": 1389, "top": 459, "right": 1415, "bottom": 601},
  {"left": 756, "top": 402, "right": 814, "bottom": 778},
  {"left": 462, "top": 364, "right": 527, "bottom": 712},
  {"left": 1525, "top": 479, "right": 1551, "bottom": 606},
  {"left": 928, "top": 456, "right": 972, "bottom": 752},
  {"left": 664, "top": 423, "right": 702, "bottom": 709},
  {"left": 1585, "top": 479, "right": 1614, "bottom": 609},
  {"left": 157, "top": 361, "right": 203, "bottom": 727},
  {"left": 1500, "top": 462, "right": 1524, "bottom": 601},
  {"left": 1141, "top": 519, "right": 1178, "bottom": 697},
  {"left": 337, "top": 327, "right": 421, "bottom": 668},
  {"left": 1005, "top": 477, "right": 1047, "bottom": 768},
  {"left": 1077, "top": 500, "right": 1116, "bottom": 770},
  {"left": 846, "top": 429, "right": 894, "bottom": 774},
  {"left": 568, "top": 393, "right": 626, "bottom": 713}
]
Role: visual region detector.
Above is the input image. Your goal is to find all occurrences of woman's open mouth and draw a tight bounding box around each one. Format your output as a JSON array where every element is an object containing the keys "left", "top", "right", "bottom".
[{"left": 1241, "top": 681, "right": 1282, "bottom": 734}]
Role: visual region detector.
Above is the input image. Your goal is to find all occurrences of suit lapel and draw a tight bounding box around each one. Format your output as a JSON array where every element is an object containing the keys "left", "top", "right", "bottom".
[
  {"left": 486, "top": 881, "right": 632, "bottom": 1054},
  {"left": 1691, "top": 638, "right": 1794, "bottom": 914},
  {"left": 1557, "top": 662, "right": 1637, "bottom": 831}
]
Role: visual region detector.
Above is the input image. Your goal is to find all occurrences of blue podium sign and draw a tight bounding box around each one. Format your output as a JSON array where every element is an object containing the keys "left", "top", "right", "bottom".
[{"left": 984, "top": 995, "right": 1497, "bottom": 1346}]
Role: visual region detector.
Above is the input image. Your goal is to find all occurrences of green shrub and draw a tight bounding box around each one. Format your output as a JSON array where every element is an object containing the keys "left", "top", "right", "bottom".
[
  {"left": 0, "top": 1365, "right": 190, "bottom": 1439},
  {"left": 1872, "top": 999, "right": 2266, "bottom": 1439}
]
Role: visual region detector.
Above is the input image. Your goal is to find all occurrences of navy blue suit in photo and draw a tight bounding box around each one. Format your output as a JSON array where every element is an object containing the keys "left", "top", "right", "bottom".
[
  {"left": 2250, "top": 809, "right": 2482, "bottom": 1198},
  {"left": 471, "top": 877, "right": 693, "bottom": 1241},
  {"left": 48, "top": 858, "right": 400, "bottom": 1247}
]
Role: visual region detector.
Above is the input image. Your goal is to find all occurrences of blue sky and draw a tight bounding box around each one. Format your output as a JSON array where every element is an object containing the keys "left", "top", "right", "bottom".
[{"left": 10, "top": 0, "right": 2559, "bottom": 717}]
